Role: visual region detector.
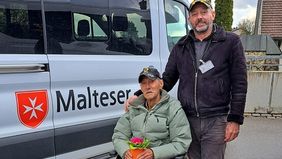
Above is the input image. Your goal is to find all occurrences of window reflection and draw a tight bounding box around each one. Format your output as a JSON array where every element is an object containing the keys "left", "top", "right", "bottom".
[
  {"left": 164, "top": 0, "right": 189, "bottom": 51},
  {"left": 45, "top": 0, "right": 152, "bottom": 55},
  {"left": 0, "top": 1, "right": 43, "bottom": 54}
]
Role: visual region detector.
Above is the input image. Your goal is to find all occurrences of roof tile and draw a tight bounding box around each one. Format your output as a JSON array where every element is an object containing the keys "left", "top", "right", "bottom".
[{"left": 260, "top": 0, "right": 282, "bottom": 38}]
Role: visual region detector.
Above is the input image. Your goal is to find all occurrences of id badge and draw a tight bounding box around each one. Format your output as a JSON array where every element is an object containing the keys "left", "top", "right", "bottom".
[{"left": 199, "top": 60, "right": 214, "bottom": 74}]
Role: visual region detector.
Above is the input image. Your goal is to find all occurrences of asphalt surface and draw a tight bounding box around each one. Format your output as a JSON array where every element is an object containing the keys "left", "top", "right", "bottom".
[
  {"left": 225, "top": 117, "right": 282, "bottom": 159},
  {"left": 110, "top": 117, "right": 282, "bottom": 159}
]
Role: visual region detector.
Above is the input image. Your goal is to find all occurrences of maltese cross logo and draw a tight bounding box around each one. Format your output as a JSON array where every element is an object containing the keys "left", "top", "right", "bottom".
[{"left": 16, "top": 90, "right": 48, "bottom": 128}]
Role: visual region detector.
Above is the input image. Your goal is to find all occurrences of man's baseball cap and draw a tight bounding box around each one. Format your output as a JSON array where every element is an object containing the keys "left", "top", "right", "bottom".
[
  {"left": 138, "top": 66, "right": 161, "bottom": 83},
  {"left": 189, "top": 0, "right": 212, "bottom": 11}
]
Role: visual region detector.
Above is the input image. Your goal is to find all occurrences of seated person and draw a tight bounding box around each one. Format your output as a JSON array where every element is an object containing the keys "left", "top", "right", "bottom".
[{"left": 112, "top": 66, "right": 191, "bottom": 159}]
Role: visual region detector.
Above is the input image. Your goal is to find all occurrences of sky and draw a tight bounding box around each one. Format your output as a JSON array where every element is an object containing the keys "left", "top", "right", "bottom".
[
  {"left": 188, "top": 0, "right": 258, "bottom": 28},
  {"left": 229, "top": 0, "right": 258, "bottom": 27}
]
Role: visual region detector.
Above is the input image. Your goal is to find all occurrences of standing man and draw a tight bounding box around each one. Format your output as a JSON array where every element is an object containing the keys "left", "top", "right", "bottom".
[
  {"left": 161, "top": 0, "right": 247, "bottom": 158},
  {"left": 127, "top": 0, "right": 247, "bottom": 158}
]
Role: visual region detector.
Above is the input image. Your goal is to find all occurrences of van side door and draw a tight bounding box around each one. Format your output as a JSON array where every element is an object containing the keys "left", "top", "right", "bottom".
[
  {"left": 0, "top": 0, "right": 55, "bottom": 158},
  {"left": 158, "top": 0, "right": 190, "bottom": 97},
  {"left": 44, "top": 0, "right": 160, "bottom": 158}
]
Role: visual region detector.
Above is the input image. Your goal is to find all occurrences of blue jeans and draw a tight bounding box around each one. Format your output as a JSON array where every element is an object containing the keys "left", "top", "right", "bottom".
[{"left": 187, "top": 116, "right": 227, "bottom": 159}]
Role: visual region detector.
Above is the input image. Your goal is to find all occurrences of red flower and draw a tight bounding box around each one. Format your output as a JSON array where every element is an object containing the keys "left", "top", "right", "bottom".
[
  {"left": 130, "top": 137, "right": 144, "bottom": 144},
  {"left": 128, "top": 137, "right": 150, "bottom": 149}
]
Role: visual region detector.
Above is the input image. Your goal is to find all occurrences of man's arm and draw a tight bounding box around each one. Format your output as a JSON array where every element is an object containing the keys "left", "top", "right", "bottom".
[
  {"left": 225, "top": 34, "right": 247, "bottom": 142},
  {"left": 126, "top": 46, "right": 180, "bottom": 111},
  {"left": 126, "top": 45, "right": 180, "bottom": 112},
  {"left": 227, "top": 34, "right": 248, "bottom": 125},
  {"left": 162, "top": 46, "right": 180, "bottom": 92},
  {"left": 112, "top": 113, "right": 132, "bottom": 156},
  {"left": 134, "top": 47, "right": 180, "bottom": 97}
]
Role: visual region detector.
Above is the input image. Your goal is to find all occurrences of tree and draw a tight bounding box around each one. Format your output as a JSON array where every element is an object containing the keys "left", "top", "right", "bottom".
[
  {"left": 215, "top": 0, "right": 233, "bottom": 31},
  {"left": 238, "top": 19, "right": 255, "bottom": 35}
]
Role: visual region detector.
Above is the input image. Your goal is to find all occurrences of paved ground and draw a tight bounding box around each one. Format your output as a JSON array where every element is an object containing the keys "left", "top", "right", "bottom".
[
  {"left": 225, "top": 116, "right": 282, "bottom": 159},
  {"left": 110, "top": 117, "right": 282, "bottom": 159}
]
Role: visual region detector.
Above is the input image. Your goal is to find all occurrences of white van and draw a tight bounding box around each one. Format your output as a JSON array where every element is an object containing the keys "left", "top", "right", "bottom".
[{"left": 0, "top": 0, "right": 189, "bottom": 158}]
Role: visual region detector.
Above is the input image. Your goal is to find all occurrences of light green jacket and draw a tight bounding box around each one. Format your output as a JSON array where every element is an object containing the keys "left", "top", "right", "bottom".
[{"left": 112, "top": 90, "right": 191, "bottom": 159}]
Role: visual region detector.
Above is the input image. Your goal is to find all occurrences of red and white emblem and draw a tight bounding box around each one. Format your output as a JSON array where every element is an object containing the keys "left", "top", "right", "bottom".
[{"left": 16, "top": 90, "right": 48, "bottom": 128}]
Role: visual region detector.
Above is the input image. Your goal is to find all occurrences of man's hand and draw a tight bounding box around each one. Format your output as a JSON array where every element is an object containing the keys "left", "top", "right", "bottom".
[
  {"left": 224, "top": 122, "right": 240, "bottom": 142},
  {"left": 124, "top": 150, "right": 132, "bottom": 159},
  {"left": 124, "top": 148, "right": 154, "bottom": 159},
  {"left": 124, "top": 95, "right": 138, "bottom": 112},
  {"left": 137, "top": 148, "right": 154, "bottom": 159}
]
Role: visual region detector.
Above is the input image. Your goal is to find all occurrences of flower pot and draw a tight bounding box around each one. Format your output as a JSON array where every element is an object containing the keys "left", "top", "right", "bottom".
[{"left": 130, "top": 149, "right": 145, "bottom": 159}]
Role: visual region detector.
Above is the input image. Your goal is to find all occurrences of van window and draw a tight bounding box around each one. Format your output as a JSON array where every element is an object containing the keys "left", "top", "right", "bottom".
[
  {"left": 164, "top": 0, "right": 189, "bottom": 51},
  {"left": 73, "top": 13, "right": 108, "bottom": 41},
  {"left": 45, "top": 0, "right": 152, "bottom": 55},
  {"left": 0, "top": 0, "right": 43, "bottom": 54}
]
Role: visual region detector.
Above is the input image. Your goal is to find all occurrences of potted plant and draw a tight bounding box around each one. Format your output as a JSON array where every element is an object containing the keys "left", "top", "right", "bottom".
[{"left": 128, "top": 137, "right": 150, "bottom": 159}]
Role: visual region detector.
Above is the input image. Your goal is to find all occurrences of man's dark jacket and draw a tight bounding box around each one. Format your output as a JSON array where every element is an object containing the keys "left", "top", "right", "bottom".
[{"left": 162, "top": 25, "right": 247, "bottom": 125}]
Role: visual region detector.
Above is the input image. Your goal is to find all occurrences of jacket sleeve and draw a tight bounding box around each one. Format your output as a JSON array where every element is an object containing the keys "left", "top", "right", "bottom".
[
  {"left": 112, "top": 113, "right": 132, "bottom": 157},
  {"left": 228, "top": 34, "right": 248, "bottom": 125},
  {"left": 162, "top": 46, "right": 180, "bottom": 92},
  {"left": 151, "top": 100, "right": 192, "bottom": 159}
]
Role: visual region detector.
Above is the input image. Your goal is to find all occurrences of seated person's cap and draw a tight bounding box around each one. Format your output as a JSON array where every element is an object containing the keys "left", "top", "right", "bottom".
[
  {"left": 138, "top": 66, "right": 161, "bottom": 83},
  {"left": 189, "top": 0, "right": 212, "bottom": 11}
]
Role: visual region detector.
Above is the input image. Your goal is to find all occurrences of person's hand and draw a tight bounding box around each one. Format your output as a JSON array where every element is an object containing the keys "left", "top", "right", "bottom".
[
  {"left": 224, "top": 122, "right": 240, "bottom": 142},
  {"left": 137, "top": 148, "right": 154, "bottom": 159},
  {"left": 124, "top": 148, "right": 154, "bottom": 159},
  {"left": 124, "top": 95, "right": 138, "bottom": 112},
  {"left": 124, "top": 150, "right": 132, "bottom": 159}
]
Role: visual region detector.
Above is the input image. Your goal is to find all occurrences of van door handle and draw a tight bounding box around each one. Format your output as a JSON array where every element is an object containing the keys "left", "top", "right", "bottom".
[{"left": 0, "top": 64, "right": 49, "bottom": 74}]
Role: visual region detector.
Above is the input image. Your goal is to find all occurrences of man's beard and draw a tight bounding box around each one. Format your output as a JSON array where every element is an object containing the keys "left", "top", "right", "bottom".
[{"left": 194, "top": 19, "right": 211, "bottom": 34}]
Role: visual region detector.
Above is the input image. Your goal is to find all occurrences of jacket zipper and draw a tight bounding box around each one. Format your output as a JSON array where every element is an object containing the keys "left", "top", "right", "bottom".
[
  {"left": 194, "top": 39, "right": 213, "bottom": 117},
  {"left": 140, "top": 101, "right": 162, "bottom": 136},
  {"left": 186, "top": 44, "right": 200, "bottom": 117},
  {"left": 194, "top": 72, "right": 199, "bottom": 117},
  {"left": 188, "top": 39, "right": 212, "bottom": 117},
  {"left": 142, "top": 111, "right": 149, "bottom": 138},
  {"left": 184, "top": 26, "right": 217, "bottom": 117}
]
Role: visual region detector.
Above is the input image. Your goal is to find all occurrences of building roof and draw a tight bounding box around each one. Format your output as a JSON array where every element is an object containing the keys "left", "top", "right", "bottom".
[
  {"left": 255, "top": 0, "right": 282, "bottom": 39},
  {"left": 240, "top": 35, "right": 281, "bottom": 55}
]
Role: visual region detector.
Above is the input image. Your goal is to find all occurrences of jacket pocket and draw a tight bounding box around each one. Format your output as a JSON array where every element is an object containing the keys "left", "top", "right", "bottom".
[
  {"left": 200, "top": 77, "right": 230, "bottom": 106},
  {"left": 178, "top": 74, "right": 194, "bottom": 110},
  {"left": 217, "top": 79, "right": 226, "bottom": 96}
]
